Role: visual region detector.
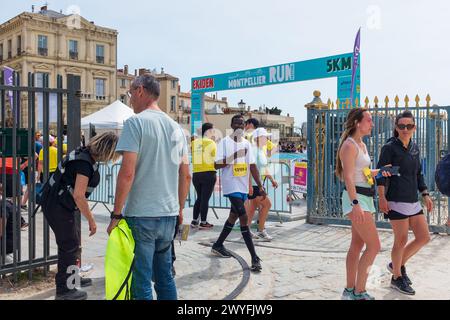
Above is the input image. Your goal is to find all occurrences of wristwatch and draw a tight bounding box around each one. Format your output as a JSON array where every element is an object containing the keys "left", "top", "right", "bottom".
[
  {"left": 351, "top": 199, "right": 359, "bottom": 206},
  {"left": 110, "top": 212, "right": 124, "bottom": 220}
]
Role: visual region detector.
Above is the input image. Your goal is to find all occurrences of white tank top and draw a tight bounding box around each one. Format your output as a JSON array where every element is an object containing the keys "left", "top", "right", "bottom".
[{"left": 346, "top": 137, "right": 371, "bottom": 185}]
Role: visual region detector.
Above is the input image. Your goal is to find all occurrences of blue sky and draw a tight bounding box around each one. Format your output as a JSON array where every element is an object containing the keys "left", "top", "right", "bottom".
[{"left": 2, "top": 0, "right": 450, "bottom": 126}]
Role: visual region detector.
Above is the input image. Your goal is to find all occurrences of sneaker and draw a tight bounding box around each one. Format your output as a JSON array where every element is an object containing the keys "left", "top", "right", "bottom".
[
  {"left": 199, "top": 222, "right": 214, "bottom": 229},
  {"left": 387, "top": 262, "right": 412, "bottom": 285},
  {"left": 390, "top": 276, "right": 415, "bottom": 295},
  {"left": 256, "top": 229, "right": 273, "bottom": 241},
  {"left": 341, "top": 288, "right": 354, "bottom": 300},
  {"left": 80, "top": 277, "right": 92, "bottom": 287},
  {"left": 352, "top": 291, "right": 375, "bottom": 300},
  {"left": 250, "top": 256, "right": 262, "bottom": 273},
  {"left": 55, "top": 288, "right": 87, "bottom": 300},
  {"left": 190, "top": 220, "right": 199, "bottom": 228},
  {"left": 211, "top": 245, "right": 232, "bottom": 258},
  {"left": 250, "top": 230, "right": 259, "bottom": 239}
]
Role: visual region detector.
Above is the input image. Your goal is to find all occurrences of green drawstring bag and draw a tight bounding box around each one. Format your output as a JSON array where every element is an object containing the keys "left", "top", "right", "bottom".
[{"left": 105, "top": 219, "right": 135, "bottom": 300}]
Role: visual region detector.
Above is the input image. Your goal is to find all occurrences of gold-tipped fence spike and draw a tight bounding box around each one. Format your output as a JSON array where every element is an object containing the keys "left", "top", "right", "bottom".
[
  {"left": 426, "top": 94, "right": 431, "bottom": 107},
  {"left": 354, "top": 97, "right": 359, "bottom": 108},
  {"left": 331, "top": 102, "right": 335, "bottom": 109},
  {"left": 394, "top": 95, "right": 399, "bottom": 108},
  {"left": 336, "top": 98, "right": 340, "bottom": 109},
  {"left": 374, "top": 96, "right": 379, "bottom": 108},
  {"left": 404, "top": 95, "right": 409, "bottom": 108},
  {"left": 364, "top": 96, "right": 370, "bottom": 108},
  {"left": 345, "top": 99, "right": 350, "bottom": 109},
  {"left": 415, "top": 94, "right": 420, "bottom": 107},
  {"left": 384, "top": 96, "right": 389, "bottom": 108}
]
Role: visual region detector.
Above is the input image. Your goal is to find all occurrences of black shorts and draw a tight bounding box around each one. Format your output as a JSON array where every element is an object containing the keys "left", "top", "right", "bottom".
[
  {"left": 384, "top": 210, "right": 424, "bottom": 221},
  {"left": 248, "top": 186, "right": 262, "bottom": 200}
]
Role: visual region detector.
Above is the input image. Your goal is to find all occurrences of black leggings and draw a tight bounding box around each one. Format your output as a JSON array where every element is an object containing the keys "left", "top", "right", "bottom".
[{"left": 193, "top": 171, "right": 216, "bottom": 222}]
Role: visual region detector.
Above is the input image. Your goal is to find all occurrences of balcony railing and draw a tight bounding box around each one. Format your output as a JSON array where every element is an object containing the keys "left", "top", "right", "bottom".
[
  {"left": 38, "top": 47, "right": 48, "bottom": 56},
  {"left": 69, "top": 51, "right": 78, "bottom": 60},
  {"left": 96, "top": 56, "right": 104, "bottom": 64},
  {"left": 96, "top": 95, "right": 106, "bottom": 101}
]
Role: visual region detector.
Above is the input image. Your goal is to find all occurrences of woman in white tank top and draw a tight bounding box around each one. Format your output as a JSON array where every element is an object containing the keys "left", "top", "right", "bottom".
[{"left": 335, "top": 108, "right": 384, "bottom": 300}]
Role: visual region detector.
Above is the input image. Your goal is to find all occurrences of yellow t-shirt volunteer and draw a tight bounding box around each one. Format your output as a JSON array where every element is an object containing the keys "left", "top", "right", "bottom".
[
  {"left": 55, "top": 138, "right": 68, "bottom": 155},
  {"left": 191, "top": 137, "right": 217, "bottom": 173},
  {"left": 38, "top": 146, "right": 58, "bottom": 173}
]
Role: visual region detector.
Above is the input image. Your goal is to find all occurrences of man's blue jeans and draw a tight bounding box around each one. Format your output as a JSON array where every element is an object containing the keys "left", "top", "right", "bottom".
[{"left": 126, "top": 216, "right": 177, "bottom": 300}]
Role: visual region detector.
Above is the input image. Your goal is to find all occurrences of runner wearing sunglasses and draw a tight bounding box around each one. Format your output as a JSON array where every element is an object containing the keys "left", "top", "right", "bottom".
[{"left": 376, "top": 110, "right": 433, "bottom": 296}]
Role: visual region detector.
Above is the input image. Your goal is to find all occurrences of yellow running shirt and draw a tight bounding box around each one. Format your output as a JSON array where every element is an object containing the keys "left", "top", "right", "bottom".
[{"left": 191, "top": 137, "right": 217, "bottom": 173}]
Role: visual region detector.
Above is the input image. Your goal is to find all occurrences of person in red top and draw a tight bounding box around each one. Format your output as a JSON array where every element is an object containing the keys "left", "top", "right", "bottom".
[
  {"left": 0, "top": 157, "right": 29, "bottom": 229},
  {"left": 0, "top": 158, "right": 19, "bottom": 197}
]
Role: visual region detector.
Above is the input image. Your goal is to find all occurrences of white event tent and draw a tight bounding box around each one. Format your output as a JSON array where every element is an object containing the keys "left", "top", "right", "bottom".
[{"left": 81, "top": 100, "right": 135, "bottom": 136}]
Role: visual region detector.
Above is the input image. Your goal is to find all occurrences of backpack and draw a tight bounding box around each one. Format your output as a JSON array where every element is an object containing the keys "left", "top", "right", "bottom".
[{"left": 435, "top": 154, "right": 450, "bottom": 197}]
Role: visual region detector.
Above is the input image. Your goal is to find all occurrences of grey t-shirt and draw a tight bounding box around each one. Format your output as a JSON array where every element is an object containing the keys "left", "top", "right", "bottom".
[{"left": 116, "top": 109, "right": 188, "bottom": 218}]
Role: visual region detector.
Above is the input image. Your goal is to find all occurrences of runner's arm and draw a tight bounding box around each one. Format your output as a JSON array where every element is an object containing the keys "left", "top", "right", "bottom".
[
  {"left": 215, "top": 149, "right": 247, "bottom": 169},
  {"left": 73, "top": 174, "right": 94, "bottom": 222},
  {"left": 340, "top": 141, "right": 358, "bottom": 202},
  {"left": 178, "top": 154, "right": 191, "bottom": 217}
]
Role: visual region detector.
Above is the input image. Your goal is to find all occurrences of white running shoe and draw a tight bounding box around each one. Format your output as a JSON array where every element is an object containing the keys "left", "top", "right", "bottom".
[{"left": 256, "top": 229, "right": 273, "bottom": 241}]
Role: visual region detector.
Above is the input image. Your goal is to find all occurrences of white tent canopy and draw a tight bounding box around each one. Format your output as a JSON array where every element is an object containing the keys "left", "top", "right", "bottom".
[{"left": 81, "top": 100, "right": 134, "bottom": 130}]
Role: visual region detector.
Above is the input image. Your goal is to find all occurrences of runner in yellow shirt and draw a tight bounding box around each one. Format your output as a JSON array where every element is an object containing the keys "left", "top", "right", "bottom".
[{"left": 191, "top": 123, "right": 217, "bottom": 229}]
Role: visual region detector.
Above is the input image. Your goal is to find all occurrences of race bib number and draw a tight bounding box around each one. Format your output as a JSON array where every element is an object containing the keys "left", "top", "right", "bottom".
[{"left": 233, "top": 163, "right": 248, "bottom": 177}]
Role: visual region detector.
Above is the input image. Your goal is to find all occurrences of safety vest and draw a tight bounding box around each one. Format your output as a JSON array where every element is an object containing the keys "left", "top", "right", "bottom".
[
  {"left": 105, "top": 219, "right": 135, "bottom": 300},
  {"left": 37, "top": 147, "right": 100, "bottom": 211}
]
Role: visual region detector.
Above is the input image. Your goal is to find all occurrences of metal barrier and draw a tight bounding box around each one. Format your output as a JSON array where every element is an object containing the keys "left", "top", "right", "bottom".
[
  {"left": 188, "top": 161, "right": 295, "bottom": 221},
  {"left": 1, "top": 72, "right": 81, "bottom": 278},
  {"left": 88, "top": 160, "right": 297, "bottom": 222},
  {"left": 88, "top": 163, "right": 121, "bottom": 212},
  {"left": 306, "top": 95, "right": 449, "bottom": 234}
]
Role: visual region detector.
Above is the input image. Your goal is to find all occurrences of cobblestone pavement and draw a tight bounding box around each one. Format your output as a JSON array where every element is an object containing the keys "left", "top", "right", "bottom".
[{"left": 11, "top": 203, "right": 450, "bottom": 300}]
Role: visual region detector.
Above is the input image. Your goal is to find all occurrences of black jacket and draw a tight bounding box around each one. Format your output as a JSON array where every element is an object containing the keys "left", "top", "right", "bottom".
[{"left": 376, "top": 137, "right": 427, "bottom": 203}]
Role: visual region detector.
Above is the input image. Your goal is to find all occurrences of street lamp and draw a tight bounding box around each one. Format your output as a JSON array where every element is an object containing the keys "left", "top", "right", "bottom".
[{"left": 238, "top": 99, "right": 246, "bottom": 110}]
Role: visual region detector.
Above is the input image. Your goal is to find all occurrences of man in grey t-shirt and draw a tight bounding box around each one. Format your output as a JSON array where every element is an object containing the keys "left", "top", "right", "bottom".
[{"left": 107, "top": 74, "right": 191, "bottom": 300}]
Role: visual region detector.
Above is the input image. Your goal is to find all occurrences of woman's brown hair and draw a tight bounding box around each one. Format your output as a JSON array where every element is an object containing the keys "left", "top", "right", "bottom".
[{"left": 335, "top": 108, "right": 369, "bottom": 180}]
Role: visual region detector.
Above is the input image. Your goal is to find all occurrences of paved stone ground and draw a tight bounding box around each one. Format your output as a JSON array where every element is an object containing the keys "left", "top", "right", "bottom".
[{"left": 2, "top": 200, "right": 450, "bottom": 300}]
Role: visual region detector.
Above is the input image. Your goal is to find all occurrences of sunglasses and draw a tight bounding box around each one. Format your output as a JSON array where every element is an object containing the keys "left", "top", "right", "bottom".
[{"left": 397, "top": 124, "right": 415, "bottom": 130}]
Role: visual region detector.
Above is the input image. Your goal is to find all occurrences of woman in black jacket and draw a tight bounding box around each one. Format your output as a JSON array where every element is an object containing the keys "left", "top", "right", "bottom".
[{"left": 377, "top": 110, "right": 433, "bottom": 296}]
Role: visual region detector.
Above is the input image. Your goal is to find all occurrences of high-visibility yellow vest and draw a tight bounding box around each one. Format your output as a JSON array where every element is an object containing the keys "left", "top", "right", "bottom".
[{"left": 105, "top": 219, "right": 135, "bottom": 300}]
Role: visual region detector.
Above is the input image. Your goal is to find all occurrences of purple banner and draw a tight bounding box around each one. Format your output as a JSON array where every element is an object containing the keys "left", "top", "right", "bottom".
[
  {"left": 3, "top": 66, "right": 14, "bottom": 113},
  {"left": 350, "top": 28, "right": 360, "bottom": 107}
]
